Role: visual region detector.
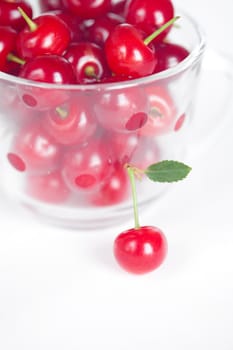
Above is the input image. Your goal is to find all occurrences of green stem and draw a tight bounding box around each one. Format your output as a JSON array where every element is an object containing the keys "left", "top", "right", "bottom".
[
  {"left": 17, "top": 6, "right": 37, "bottom": 31},
  {"left": 127, "top": 166, "right": 140, "bottom": 229},
  {"left": 7, "top": 53, "right": 25, "bottom": 65},
  {"left": 55, "top": 106, "right": 68, "bottom": 119},
  {"left": 144, "top": 16, "right": 180, "bottom": 46}
]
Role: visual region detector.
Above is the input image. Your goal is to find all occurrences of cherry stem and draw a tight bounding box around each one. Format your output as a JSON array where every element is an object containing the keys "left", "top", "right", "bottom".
[
  {"left": 7, "top": 53, "right": 25, "bottom": 65},
  {"left": 126, "top": 165, "right": 140, "bottom": 229},
  {"left": 55, "top": 106, "right": 68, "bottom": 119},
  {"left": 17, "top": 6, "right": 37, "bottom": 31},
  {"left": 144, "top": 16, "right": 180, "bottom": 46},
  {"left": 84, "top": 65, "right": 98, "bottom": 79}
]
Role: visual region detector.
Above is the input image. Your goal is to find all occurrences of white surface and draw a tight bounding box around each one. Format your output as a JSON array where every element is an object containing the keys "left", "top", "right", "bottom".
[{"left": 1, "top": 2, "right": 233, "bottom": 349}]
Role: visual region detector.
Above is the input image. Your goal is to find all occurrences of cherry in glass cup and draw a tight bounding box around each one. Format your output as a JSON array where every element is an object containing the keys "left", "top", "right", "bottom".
[{"left": 0, "top": 3, "right": 206, "bottom": 229}]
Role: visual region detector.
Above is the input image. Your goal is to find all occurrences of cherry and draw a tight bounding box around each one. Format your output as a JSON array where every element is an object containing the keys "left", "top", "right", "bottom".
[
  {"left": 46, "top": 10, "right": 83, "bottom": 42},
  {"left": 26, "top": 170, "right": 71, "bottom": 203},
  {"left": 62, "top": 0, "right": 111, "bottom": 19},
  {"left": 105, "top": 17, "right": 178, "bottom": 78},
  {"left": 139, "top": 85, "right": 176, "bottom": 136},
  {"left": 0, "top": 26, "right": 17, "bottom": 71},
  {"left": 42, "top": 96, "right": 97, "bottom": 145},
  {"left": 86, "top": 12, "right": 124, "bottom": 47},
  {"left": 113, "top": 165, "right": 167, "bottom": 274},
  {"left": 94, "top": 86, "right": 149, "bottom": 133},
  {"left": 125, "top": 0, "right": 174, "bottom": 44},
  {"left": 0, "top": 0, "right": 33, "bottom": 31},
  {"left": 18, "top": 55, "right": 76, "bottom": 84},
  {"left": 64, "top": 42, "right": 110, "bottom": 83},
  {"left": 91, "top": 162, "right": 130, "bottom": 206},
  {"left": 16, "top": 7, "right": 71, "bottom": 59},
  {"left": 109, "top": 131, "right": 139, "bottom": 164},
  {"left": 110, "top": 0, "right": 126, "bottom": 15},
  {"left": 61, "top": 138, "right": 114, "bottom": 192},
  {"left": 153, "top": 42, "right": 190, "bottom": 73},
  {"left": 8, "top": 121, "right": 61, "bottom": 174},
  {"left": 105, "top": 23, "right": 156, "bottom": 78},
  {"left": 18, "top": 55, "right": 76, "bottom": 109},
  {"left": 38, "top": 0, "right": 65, "bottom": 12},
  {"left": 114, "top": 225, "right": 168, "bottom": 274}
]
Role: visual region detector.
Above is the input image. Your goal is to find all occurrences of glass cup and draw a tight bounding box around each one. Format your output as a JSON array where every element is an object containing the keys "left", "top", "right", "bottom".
[{"left": 0, "top": 6, "right": 206, "bottom": 229}]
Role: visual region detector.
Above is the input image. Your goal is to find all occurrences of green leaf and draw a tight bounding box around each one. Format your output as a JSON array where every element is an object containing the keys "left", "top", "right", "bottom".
[{"left": 145, "top": 160, "right": 192, "bottom": 183}]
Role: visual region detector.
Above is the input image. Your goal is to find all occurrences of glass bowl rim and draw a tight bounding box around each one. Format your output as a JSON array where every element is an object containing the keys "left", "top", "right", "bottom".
[{"left": 0, "top": 8, "right": 206, "bottom": 91}]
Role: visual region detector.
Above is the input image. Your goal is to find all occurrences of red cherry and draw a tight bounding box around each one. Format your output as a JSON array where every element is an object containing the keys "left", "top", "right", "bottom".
[
  {"left": 154, "top": 42, "right": 190, "bottom": 73},
  {"left": 94, "top": 86, "right": 149, "bottom": 132},
  {"left": 125, "top": 0, "right": 174, "bottom": 43},
  {"left": 105, "top": 23, "right": 157, "bottom": 78},
  {"left": 64, "top": 42, "right": 110, "bottom": 83},
  {"left": 0, "top": 0, "right": 33, "bottom": 31},
  {"left": 114, "top": 225, "right": 168, "bottom": 274},
  {"left": 139, "top": 85, "right": 176, "bottom": 136},
  {"left": 19, "top": 55, "right": 76, "bottom": 84},
  {"left": 16, "top": 10, "right": 71, "bottom": 59},
  {"left": 61, "top": 139, "right": 114, "bottom": 192},
  {"left": 26, "top": 170, "right": 71, "bottom": 204},
  {"left": 62, "top": 0, "right": 111, "bottom": 19},
  {"left": 110, "top": 0, "right": 126, "bottom": 15},
  {"left": 109, "top": 131, "right": 139, "bottom": 164},
  {"left": 47, "top": 10, "right": 83, "bottom": 42},
  {"left": 38, "top": 0, "right": 65, "bottom": 12},
  {"left": 86, "top": 12, "right": 124, "bottom": 46},
  {"left": 8, "top": 121, "right": 61, "bottom": 174},
  {"left": 91, "top": 162, "right": 130, "bottom": 206},
  {"left": 18, "top": 55, "right": 76, "bottom": 110},
  {"left": 0, "top": 26, "right": 17, "bottom": 71},
  {"left": 42, "top": 97, "right": 97, "bottom": 145}
]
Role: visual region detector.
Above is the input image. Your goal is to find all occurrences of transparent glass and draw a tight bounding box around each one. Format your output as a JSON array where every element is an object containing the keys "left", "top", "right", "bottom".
[{"left": 0, "top": 6, "right": 206, "bottom": 229}]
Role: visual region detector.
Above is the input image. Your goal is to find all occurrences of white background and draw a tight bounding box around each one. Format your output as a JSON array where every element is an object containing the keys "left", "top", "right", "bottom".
[{"left": 1, "top": 1, "right": 233, "bottom": 349}]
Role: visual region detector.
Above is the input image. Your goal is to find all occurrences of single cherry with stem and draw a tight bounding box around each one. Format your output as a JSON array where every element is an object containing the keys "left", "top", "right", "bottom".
[
  {"left": 114, "top": 160, "right": 191, "bottom": 274},
  {"left": 16, "top": 6, "right": 71, "bottom": 59},
  {"left": 125, "top": 0, "right": 174, "bottom": 44},
  {"left": 105, "top": 16, "right": 179, "bottom": 78},
  {"left": 0, "top": 0, "right": 33, "bottom": 32}
]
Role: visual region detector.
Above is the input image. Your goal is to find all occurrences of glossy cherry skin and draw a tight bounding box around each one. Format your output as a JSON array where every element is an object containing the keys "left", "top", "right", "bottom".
[
  {"left": 38, "top": 0, "right": 65, "bottom": 12},
  {"left": 110, "top": 0, "right": 126, "bottom": 15},
  {"left": 42, "top": 97, "right": 97, "bottom": 145},
  {"left": 26, "top": 170, "right": 71, "bottom": 204},
  {"left": 0, "top": 0, "right": 33, "bottom": 31},
  {"left": 139, "top": 85, "right": 176, "bottom": 136},
  {"left": 16, "top": 13, "right": 71, "bottom": 59},
  {"left": 47, "top": 10, "right": 83, "bottom": 42},
  {"left": 8, "top": 121, "right": 61, "bottom": 174},
  {"left": 114, "top": 226, "right": 168, "bottom": 274},
  {"left": 94, "top": 86, "right": 148, "bottom": 133},
  {"left": 108, "top": 131, "right": 139, "bottom": 164},
  {"left": 19, "top": 55, "right": 76, "bottom": 84},
  {"left": 0, "top": 26, "right": 17, "bottom": 71},
  {"left": 105, "top": 23, "right": 157, "bottom": 78},
  {"left": 61, "top": 139, "right": 114, "bottom": 192},
  {"left": 65, "top": 42, "right": 110, "bottom": 83},
  {"left": 153, "top": 42, "right": 190, "bottom": 73},
  {"left": 62, "top": 0, "right": 111, "bottom": 19},
  {"left": 91, "top": 162, "right": 130, "bottom": 206},
  {"left": 18, "top": 55, "right": 76, "bottom": 110},
  {"left": 87, "top": 12, "right": 124, "bottom": 46},
  {"left": 125, "top": 0, "right": 174, "bottom": 43}
]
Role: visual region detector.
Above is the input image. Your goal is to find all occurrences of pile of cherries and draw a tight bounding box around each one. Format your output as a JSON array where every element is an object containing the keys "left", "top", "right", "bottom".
[
  {"left": 0, "top": 0, "right": 189, "bottom": 207},
  {"left": 0, "top": 0, "right": 192, "bottom": 274},
  {"left": 0, "top": 0, "right": 189, "bottom": 79}
]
